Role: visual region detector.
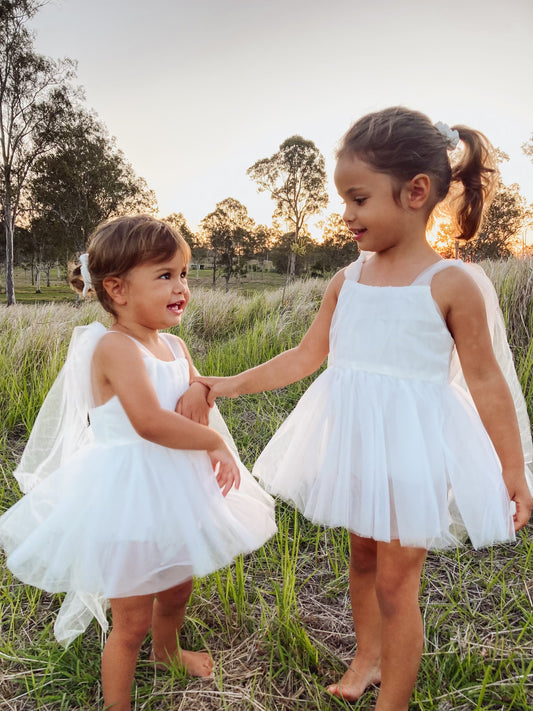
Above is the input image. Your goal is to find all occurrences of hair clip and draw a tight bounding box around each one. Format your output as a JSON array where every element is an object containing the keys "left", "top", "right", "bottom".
[
  {"left": 434, "top": 121, "right": 460, "bottom": 150},
  {"left": 79, "top": 253, "right": 93, "bottom": 298}
]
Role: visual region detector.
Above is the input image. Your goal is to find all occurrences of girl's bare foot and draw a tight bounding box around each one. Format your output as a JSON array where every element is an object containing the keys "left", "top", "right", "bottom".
[
  {"left": 327, "top": 655, "right": 381, "bottom": 702},
  {"left": 151, "top": 648, "right": 214, "bottom": 677}
]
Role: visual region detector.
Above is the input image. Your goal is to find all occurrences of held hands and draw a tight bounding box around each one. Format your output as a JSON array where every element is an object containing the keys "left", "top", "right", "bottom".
[
  {"left": 193, "top": 376, "right": 241, "bottom": 407},
  {"left": 208, "top": 441, "right": 241, "bottom": 497},
  {"left": 176, "top": 382, "right": 211, "bottom": 425},
  {"left": 176, "top": 383, "right": 240, "bottom": 495}
]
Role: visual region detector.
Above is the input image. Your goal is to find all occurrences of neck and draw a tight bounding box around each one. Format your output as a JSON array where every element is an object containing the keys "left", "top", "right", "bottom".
[{"left": 111, "top": 319, "right": 160, "bottom": 347}]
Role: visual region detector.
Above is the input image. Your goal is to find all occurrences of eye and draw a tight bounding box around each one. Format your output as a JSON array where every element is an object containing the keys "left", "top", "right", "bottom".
[
  {"left": 159, "top": 272, "right": 171, "bottom": 280},
  {"left": 180, "top": 270, "right": 188, "bottom": 279},
  {"left": 354, "top": 197, "right": 367, "bottom": 206}
]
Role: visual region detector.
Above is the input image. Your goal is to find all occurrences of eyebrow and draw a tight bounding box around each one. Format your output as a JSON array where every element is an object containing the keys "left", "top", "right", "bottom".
[{"left": 345, "top": 186, "right": 367, "bottom": 195}]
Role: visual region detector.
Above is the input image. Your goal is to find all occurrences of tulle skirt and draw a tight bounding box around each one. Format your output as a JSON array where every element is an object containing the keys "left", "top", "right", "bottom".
[
  {"left": 0, "top": 438, "right": 276, "bottom": 598},
  {"left": 253, "top": 365, "right": 515, "bottom": 550}
]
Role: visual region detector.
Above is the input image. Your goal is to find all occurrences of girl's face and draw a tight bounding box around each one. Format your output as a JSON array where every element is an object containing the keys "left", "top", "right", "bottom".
[
  {"left": 334, "top": 154, "right": 410, "bottom": 253},
  {"left": 119, "top": 250, "right": 190, "bottom": 329}
]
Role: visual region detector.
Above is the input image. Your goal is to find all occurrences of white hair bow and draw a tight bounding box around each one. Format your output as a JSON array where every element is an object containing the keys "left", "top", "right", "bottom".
[{"left": 79, "top": 253, "right": 92, "bottom": 298}]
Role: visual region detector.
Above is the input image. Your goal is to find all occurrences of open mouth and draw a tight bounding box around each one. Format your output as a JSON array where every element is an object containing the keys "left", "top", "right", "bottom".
[
  {"left": 351, "top": 228, "right": 367, "bottom": 239},
  {"left": 167, "top": 300, "right": 185, "bottom": 315}
]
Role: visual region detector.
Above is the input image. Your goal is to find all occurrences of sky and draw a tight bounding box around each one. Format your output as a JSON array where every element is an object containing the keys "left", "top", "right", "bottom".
[{"left": 30, "top": 0, "right": 533, "bottom": 239}]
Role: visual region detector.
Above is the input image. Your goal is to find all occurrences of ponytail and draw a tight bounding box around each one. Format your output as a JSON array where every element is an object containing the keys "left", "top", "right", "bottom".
[{"left": 450, "top": 126, "right": 497, "bottom": 241}]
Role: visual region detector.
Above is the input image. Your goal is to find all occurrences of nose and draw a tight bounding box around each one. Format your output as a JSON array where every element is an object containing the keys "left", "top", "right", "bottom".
[{"left": 342, "top": 204, "right": 354, "bottom": 226}]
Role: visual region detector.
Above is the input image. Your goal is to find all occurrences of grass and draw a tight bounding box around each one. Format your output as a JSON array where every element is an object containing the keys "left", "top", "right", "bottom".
[
  {"left": 0, "top": 267, "right": 291, "bottom": 305},
  {"left": 0, "top": 259, "right": 532, "bottom": 710}
]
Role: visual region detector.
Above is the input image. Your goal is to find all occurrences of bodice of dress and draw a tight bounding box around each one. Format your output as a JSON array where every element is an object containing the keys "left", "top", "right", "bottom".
[
  {"left": 89, "top": 334, "right": 190, "bottom": 446},
  {"left": 329, "top": 257, "right": 456, "bottom": 384}
]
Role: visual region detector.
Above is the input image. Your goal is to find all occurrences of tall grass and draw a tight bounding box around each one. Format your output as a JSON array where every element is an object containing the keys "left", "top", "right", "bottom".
[{"left": 0, "top": 263, "right": 532, "bottom": 710}]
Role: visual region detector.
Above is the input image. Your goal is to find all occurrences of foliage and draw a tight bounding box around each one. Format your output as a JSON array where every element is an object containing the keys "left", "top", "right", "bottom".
[
  {"left": 310, "top": 213, "right": 359, "bottom": 274},
  {"left": 522, "top": 134, "right": 533, "bottom": 164},
  {"left": 28, "top": 108, "right": 157, "bottom": 264},
  {"left": 0, "top": 0, "right": 76, "bottom": 304},
  {"left": 201, "top": 197, "right": 255, "bottom": 291},
  {"left": 247, "top": 136, "right": 328, "bottom": 281},
  {"left": 459, "top": 182, "right": 526, "bottom": 261},
  {"left": 269, "top": 231, "right": 315, "bottom": 276}
]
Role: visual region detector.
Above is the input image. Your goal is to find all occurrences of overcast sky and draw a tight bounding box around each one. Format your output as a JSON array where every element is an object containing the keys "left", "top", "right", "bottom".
[{"left": 30, "top": 0, "right": 533, "bottom": 236}]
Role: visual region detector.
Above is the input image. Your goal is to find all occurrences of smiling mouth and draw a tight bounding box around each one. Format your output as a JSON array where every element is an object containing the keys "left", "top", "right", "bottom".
[
  {"left": 351, "top": 228, "right": 367, "bottom": 239},
  {"left": 167, "top": 301, "right": 185, "bottom": 314}
]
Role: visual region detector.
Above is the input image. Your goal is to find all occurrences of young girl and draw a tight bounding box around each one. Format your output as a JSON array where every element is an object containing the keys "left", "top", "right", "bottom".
[
  {"left": 0, "top": 215, "right": 276, "bottom": 711},
  {"left": 196, "top": 107, "right": 533, "bottom": 710}
]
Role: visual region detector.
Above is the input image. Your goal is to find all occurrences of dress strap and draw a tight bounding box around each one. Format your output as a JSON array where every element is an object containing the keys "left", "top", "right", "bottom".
[
  {"left": 107, "top": 330, "right": 180, "bottom": 360},
  {"left": 344, "top": 252, "right": 366, "bottom": 282},
  {"left": 411, "top": 259, "right": 462, "bottom": 285},
  {"left": 160, "top": 333, "right": 186, "bottom": 359}
]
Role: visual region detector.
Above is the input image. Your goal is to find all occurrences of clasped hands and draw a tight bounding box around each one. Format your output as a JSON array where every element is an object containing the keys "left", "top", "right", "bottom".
[{"left": 175, "top": 379, "right": 240, "bottom": 496}]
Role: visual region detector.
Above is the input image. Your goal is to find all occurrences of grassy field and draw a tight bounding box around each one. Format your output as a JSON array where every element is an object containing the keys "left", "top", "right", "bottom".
[
  {"left": 0, "top": 260, "right": 532, "bottom": 710},
  {"left": 0, "top": 267, "right": 290, "bottom": 305}
]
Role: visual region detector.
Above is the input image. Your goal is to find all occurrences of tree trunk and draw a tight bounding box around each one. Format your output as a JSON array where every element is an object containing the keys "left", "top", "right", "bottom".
[
  {"left": 47, "top": 267, "right": 50, "bottom": 287},
  {"left": 35, "top": 266, "right": 41, "bottom": 293},
  {"left": 212, "top": 253, "right": 217, "bottom": 288},
  {"left": 4, "top": 208, "right": 16, "bottom": 305},
  {"left": 288, "top": 251, "right": 296, "bottom": 282}
]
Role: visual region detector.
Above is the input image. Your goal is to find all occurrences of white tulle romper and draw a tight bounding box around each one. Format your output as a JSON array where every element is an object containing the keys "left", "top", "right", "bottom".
[
  {"left": 0, "top": 323, "right": 277, "bottom": 645},
  {"left": 254, "top": 255, "right": 532, "bottom": 550}
]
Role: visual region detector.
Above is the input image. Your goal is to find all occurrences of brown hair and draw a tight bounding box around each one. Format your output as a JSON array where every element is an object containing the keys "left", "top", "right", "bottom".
[
  {"left": 70, "top": 215, "right": 191, "bottom": 315},
  {"left": 337, "top": 106, "right": 497, "bottom": 240}
]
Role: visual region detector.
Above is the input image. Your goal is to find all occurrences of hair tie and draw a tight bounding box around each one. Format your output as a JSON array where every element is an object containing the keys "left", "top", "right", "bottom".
[
  {"left": 434, "top": 122, "right": 460, "bottom": 150},
  {"left": 79, "top": 253, "right": 93, "bottom": 298}
]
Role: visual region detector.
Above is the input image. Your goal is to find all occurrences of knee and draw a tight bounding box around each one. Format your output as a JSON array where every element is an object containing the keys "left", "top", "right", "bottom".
[
  {"left": 349, "top": 538, "right": 377, "bottom": 575},
  {"left": 375, "top": 572, "right": 420, "bottom": 618},
  {"left": 156, "top": 579, "right": 193, "bottom": 614},
  {"left": 112, "top": 612, "right": 152, "bottom": 650}
]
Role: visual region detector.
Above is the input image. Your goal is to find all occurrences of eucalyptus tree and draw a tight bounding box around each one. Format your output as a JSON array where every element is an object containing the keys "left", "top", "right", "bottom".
[
  {"left": 247, "top": 136, "right": 328, "bottom": 281},
  {"left": 0, "top": 0, "right": 76, "bottom": 304},
  {"left": 28, "top": 107, "right": 157, "bottom": 270},
  {"left": 201, "top": 197, "right": 254, "bottom": 291}
]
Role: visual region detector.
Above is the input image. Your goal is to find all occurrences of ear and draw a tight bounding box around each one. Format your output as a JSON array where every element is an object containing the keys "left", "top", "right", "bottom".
[
  {"left": 102, "top": 276, "right": 128, "bottom": 306},
  {"left": 404, "top": 173, "right": 431, "bottom": 209}
]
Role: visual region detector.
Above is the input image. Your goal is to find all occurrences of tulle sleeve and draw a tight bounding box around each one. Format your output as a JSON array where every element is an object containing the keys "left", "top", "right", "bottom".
[
  {"left": 450, "top": 263, "right": 533, "bottom": 494},
  {"left": 13, "top": 322, "right": 107, "bottom": 493}
]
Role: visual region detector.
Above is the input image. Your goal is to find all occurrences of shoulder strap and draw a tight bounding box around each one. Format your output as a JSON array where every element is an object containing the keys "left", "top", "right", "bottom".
[
  {"left": 160, "top": 333, "right": 186, "bottom": 359},
  {"left": 412, "top": 259, "right": 462, "bottom": 285},
  {"left": 344, "top": 252, "right": 367, "bottom": 282}
]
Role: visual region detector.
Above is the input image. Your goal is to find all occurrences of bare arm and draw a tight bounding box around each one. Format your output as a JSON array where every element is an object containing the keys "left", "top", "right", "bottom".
[
  {"left": 196, "top": 269, "right": 346, "bottom": 404},
  {"left": 93, "top": 333, "right": 239, "bottom": 494},
  {"left": 172, "top": 335, "right": 211, "bottom": 425},
  {"left": 433, "top": 268, "right": 532, "bottom": 530}
]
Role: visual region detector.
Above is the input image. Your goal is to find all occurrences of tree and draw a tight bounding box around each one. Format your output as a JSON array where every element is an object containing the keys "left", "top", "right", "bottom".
[
  {"left": 311, "top": 213, "right": 359, "bottom": 274},
  {"left": 201, "top": 198, "right": 255, "bottom": 291},
  {"left": 0, "top": 0, "right": 76, "bottom": 304},
  {"left": 459, "top": 182, "right": 525, "bottom": 261},
  {"left": 28, "top": 108, "right": 157, "bottom": 269},
  {"left": 247, "top": 136, "right": 328, "bottom": 282}
]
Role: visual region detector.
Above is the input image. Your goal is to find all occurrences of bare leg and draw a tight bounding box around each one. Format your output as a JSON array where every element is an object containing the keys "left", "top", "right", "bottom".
[
  {"left": 374, "top": 541, "right": 426, "bottom": 711},
  {"left": 101, "top": 595, "right": 153, "bottom": 711},
  {"left": 327, "top": 534, "right": 382, "bottom": 701},
  {"left": 151, "top": 580, "right": 213, "bottom": 677}
]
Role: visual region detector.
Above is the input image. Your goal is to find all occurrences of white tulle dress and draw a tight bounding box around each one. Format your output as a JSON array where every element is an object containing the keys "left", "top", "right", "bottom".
[
  {"left": 0, "top": 323, "right": 276, "bottom": 646},
  {"left": 254, "top": 255, "right": 533, "bottom": 550}
]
